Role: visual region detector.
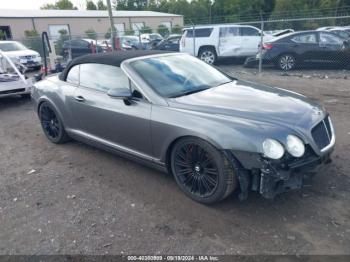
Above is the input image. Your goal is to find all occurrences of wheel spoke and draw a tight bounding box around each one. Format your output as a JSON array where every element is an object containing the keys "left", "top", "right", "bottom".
[{"left": 174, "top": 142, "right": 219, "bottom": 198}]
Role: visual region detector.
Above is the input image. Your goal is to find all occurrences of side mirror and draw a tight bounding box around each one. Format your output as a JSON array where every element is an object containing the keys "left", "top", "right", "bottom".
[{"left": 107, "top": 88, "right": 132, "bottom": 99}]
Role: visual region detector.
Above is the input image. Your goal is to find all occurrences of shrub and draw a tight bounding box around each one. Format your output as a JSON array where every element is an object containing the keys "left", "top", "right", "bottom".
[{"left": 157, "top": 24, "right": 169, "bottom": 37}]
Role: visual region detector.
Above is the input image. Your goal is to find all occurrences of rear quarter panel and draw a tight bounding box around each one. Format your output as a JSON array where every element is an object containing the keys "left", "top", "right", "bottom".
[{"left": 32, "top": 75, "right": 78, "bottom": 130}]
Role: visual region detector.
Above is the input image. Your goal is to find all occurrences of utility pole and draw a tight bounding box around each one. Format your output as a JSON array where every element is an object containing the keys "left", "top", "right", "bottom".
[
  {"left": 106, "top": 0, "right": 116, "bottom": 50},
  {"left": 258, "top": 10, "right": 264, "bottom": 75}
]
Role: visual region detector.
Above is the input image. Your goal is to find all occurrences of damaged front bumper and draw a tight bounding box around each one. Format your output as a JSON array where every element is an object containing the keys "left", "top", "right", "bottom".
[{"left": 225, "top": 146, "right": 333, "bottom": 200}]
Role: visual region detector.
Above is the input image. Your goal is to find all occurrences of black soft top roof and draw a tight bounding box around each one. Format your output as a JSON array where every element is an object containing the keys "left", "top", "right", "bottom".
[{"left": 59, "top": 50, "right": 172, "bottom": 81}]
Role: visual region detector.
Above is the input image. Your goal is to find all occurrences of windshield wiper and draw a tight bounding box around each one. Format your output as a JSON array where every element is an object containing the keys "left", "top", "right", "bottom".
[{"left": 170, "top": 87, "right": 210, "bottom": 98}]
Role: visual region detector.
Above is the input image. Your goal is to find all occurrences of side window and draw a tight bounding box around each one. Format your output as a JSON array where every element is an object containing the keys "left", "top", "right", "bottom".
[
  {"left": 320, "top": 32, "right": 343, "bottom": 45},
  {"left": 241, "top": 27, "right": 260, "bottom": 36},
  {"left": 66, "top": 65, "right": 79, "bottom": 85},
  {"left": 186, "top": 28, "right": 213, "bottom": 38},
  {"left": 219, "top": 27, "right": 239, "bottom": 37},
  {"left": 79, "top": 63, "right": 129, "bottom": 92},
  {"left": 292, "top": 34, "right": 317, "bottom": 43},
  {"left": 168, "top": 37, "right": 180, "bottom": 44}
]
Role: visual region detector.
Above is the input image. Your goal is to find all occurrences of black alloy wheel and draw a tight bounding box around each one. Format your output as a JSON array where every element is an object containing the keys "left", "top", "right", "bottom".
[
  {"left": 171, "top": 137, "right": 236, "bottom": 204},
  {"left": 39, "top": 102, "right": 69, "bottom": 143}
]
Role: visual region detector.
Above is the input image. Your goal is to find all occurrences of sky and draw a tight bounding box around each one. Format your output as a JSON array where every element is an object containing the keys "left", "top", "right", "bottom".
[{"left": 1, "top": 0, "right": 88, "bottom": 10}]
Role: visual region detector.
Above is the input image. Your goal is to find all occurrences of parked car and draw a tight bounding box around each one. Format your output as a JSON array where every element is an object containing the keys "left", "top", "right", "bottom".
[
  {"left": 324, "top": 28, "right": 350, "bottom": 40},
  {"left": 32, "top": 51, "right": 335, "bottom": 203},
  {"left": 140, "top": 33, "right": 163, "bottom": 44},
  {"left": 119, "top": 36, "right": 143, "bottom": 50},
  {"left": 97, "top": 39, "right": 112, "bottom": 52},
  {"left": 140, "top": 33, "right": 164, "bottom": 49},
  {"left": 0, "top": 40, "right": 42, "bottom": 70},
  {"left": 152, "top": 35, "right": 181, "bottom": 51},
  {"left": 245, "top": 30, "right": 350, "bottom": 70},
  {"left": 61, "top": 39, "right": 103, "bottom": 59},
  {"left": 0, "top": 50, "right": 34, "bottom": 98},
  {"left": 180, "top": 24, "right": 273, "bottom": 64}
]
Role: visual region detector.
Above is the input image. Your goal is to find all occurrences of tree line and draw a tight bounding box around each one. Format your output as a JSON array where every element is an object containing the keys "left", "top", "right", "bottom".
[{"left": 41, "top": 0, "right": 350, "bottom": 24}]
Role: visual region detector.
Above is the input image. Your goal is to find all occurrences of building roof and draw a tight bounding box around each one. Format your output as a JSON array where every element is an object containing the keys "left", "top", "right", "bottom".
[
  {"left": 0, "top": 9, "right": 182, "bottom": 18},
  {"left": 59, "top": 50, "right": 172, "bottom": 80}
]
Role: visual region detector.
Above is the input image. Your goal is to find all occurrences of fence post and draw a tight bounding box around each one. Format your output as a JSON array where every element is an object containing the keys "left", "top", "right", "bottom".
[
  {"left": 193, "top": 24, "right": 196, "bottom": 57},
  {"left": 258, "top": 12, "right": 264, "bottom": 75}
]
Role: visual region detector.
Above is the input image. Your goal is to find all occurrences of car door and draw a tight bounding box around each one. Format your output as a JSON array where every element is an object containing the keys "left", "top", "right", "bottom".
[
  {"left": 318, "top": 32, "right": 346, "bottom": 64},
  {"left": 240, "top": 26, "right": 261, "bottom": 56},
  {"left": 218, "top": 26, "right": 241, "bottom": 57},
  {"left": 163, "top": 37, "right": 180, "bottom": 51},
  {"left": 71, "top": 63, "right": 153, "bottom": 157},
  {"left": 290, "top": 33, "right": 320, "bottom": 63}
]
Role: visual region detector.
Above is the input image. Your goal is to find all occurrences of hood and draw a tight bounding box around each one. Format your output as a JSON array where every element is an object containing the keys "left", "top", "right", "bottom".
[
  {"left": 2, "top": 49, "right": 39, "bottom": 58},
  {"left": 168, "top": 80, "right": 323, "bottom": 128}
]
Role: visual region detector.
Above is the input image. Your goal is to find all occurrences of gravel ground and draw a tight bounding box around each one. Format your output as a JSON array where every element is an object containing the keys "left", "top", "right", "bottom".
[{"left": 0, "top": 65, "right": 349, "bottom": 255}]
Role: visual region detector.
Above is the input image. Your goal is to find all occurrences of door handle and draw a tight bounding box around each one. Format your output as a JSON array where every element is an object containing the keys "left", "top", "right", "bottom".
[{"left": 74, "top": 95, "right": 85, "bottom": 102}]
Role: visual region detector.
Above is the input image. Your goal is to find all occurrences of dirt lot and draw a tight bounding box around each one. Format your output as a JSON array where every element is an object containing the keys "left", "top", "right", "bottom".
[{"left": 0, "top": 66, "right": 349, "bottom": 255}]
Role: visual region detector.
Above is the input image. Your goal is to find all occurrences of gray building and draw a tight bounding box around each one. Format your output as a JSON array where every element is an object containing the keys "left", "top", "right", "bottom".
[{"left": 0, "top": 9, "right": 184, "bottom": 39}]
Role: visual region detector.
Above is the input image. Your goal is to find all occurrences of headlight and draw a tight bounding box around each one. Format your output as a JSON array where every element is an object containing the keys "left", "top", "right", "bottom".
[
  {"left": 262, "top": 139, "right": 284, "bottom": 159},
  {"left": 286, "top": 135, "right": 305, "bottom": 157}
]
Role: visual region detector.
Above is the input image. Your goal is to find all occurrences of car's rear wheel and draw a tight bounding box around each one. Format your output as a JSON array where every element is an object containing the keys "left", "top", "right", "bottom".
[
  {"left": 39, "top": 102, "right": 69, "bottom": 144},
  {"left": 278, "top": 54, "right": 296, "bottom": 71},
  {"left": 170, "top": 137, "right": 236, "bottom": 204},
  {"left": 199, "top": 48, "right": 217, "bottom": 64}
]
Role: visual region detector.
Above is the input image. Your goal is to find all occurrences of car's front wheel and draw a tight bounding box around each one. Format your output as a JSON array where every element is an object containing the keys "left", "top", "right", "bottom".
[
  {"left": 277, "top": 54, "right": 296, "bottom": 71},
  {"left": 199, "top": 48, "right": 217, "bottom": 64},
  {"left": 39, "top": 102, "right": 70, "bottom": 144},
  {"left": 171, "top": 137, "right": 237, "bottom": 204}
]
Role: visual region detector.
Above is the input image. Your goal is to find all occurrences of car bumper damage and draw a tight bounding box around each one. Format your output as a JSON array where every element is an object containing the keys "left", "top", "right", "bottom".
[{"left": 224, "top": 146, "right": 334, "bottom": 200}]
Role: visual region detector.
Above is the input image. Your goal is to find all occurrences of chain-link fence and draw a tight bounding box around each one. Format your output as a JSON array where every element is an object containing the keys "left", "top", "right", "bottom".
[{"left": 7, "top": 14, "right": 350, "bottom": 74}]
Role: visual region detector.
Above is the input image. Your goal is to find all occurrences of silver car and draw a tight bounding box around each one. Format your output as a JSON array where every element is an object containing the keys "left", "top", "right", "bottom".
[{"left": 32, "top": 51, "right": 335, "bottom": 204}]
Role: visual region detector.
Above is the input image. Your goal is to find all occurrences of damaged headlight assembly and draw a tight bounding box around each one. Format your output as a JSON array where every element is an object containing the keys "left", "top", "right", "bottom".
[
  {"left": 263, "top": 135, "right": 305, "bottom": 160},
  {"left": 262, "top": 139, "right": 284, "bottom": 159},
  {"left": 286, "top": 135, "right": 305, "bottom": 157}
]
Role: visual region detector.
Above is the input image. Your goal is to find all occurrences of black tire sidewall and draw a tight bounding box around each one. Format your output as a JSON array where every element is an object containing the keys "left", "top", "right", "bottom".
[
  {"left": 39, "top": 102, "right": 66, "bottom": 144},
  {"left": 170, "top": 137, "right": 233, "bottom": 204}
]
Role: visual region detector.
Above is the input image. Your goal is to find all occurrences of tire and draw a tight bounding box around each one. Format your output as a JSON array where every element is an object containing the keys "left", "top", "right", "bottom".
[
  {"left": 170, "top": 137, "right": 237, "bottom": 204},
  {"left": 21, "top": 93, "right": 31, "bottom": 99},
  {"left": 199, "top": 47, "right": 217, "bottom": 65},
  {"left": 277, "top": 54, "right": 296, "bottom": 71},
  {"left": 39, "top": 102, "right": 70, "bottom": 144}
]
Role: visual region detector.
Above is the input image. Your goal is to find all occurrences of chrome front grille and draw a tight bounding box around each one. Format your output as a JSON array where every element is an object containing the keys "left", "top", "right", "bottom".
[{"left": 311, "top": 116, "right": 334, "bottom": 152}]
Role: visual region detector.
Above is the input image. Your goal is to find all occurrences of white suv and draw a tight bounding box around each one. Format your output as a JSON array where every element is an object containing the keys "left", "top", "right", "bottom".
[{"left": 180, "top": 24, "right": 272, "bottom": 64}]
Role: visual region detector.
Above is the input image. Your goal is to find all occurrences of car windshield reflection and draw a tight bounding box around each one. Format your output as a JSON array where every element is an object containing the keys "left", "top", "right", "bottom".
[{"left": 129, "top": 55, "right": 232, "bottom": 98}]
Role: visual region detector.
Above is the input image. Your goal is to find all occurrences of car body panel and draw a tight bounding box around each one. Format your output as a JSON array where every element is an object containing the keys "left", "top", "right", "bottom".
[
  {"left": 262, "top": 30, "right": 350, "bottom": 66},
  {"left": 32, "top": 52, "right": 335, "bottom": 200}
]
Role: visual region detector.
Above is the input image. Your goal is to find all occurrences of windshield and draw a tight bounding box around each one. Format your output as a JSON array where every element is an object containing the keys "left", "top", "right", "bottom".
[
  {"left": 0, "top": 42, "right": 27, "bottom": 52},
  {"left": 150, "top": 34, "right": 162, "bottom": 40},
  {"left": 129, "top": 55, "right": 232, "bottom": 98}
]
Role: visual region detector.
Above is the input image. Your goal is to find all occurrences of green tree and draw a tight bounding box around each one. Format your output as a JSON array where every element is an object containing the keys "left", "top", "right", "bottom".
[
  {"left": 124, "top": 28, "right": 135, "bottom": 35},
  {"left": 0, "top": 30, "right": 6, "bottom": 40},
  {"left": 97, "top": 0, "right": 108, "bottom": 10},
  {"left": 157, "top": 24, "right": 170, "bottom": 37},
  {"left": 171, "top": 24, "right": 182, "bottom": 34},
  {"left": 140, "top": 26, "right": 152, "bottom": 33},
  {"left": 41, "top": 0, "right": 77, "bottom": 10},
  {"left": 85, "top": 28, "right": 97, "bottom": 39},
  {"left": 55, "top": 29, "right": 70, "bottom": 56},
  {"left": 23, "top": 30, "right": 45, "bottom": 57},
  {"left": 86, "top": 0, "right": 97, "bottom": 10}
]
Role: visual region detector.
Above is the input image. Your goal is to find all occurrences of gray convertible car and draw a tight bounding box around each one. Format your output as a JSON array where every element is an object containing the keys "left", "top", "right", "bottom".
[{"left": 32, "top": 50, "right": 335, "bottom": 204}]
